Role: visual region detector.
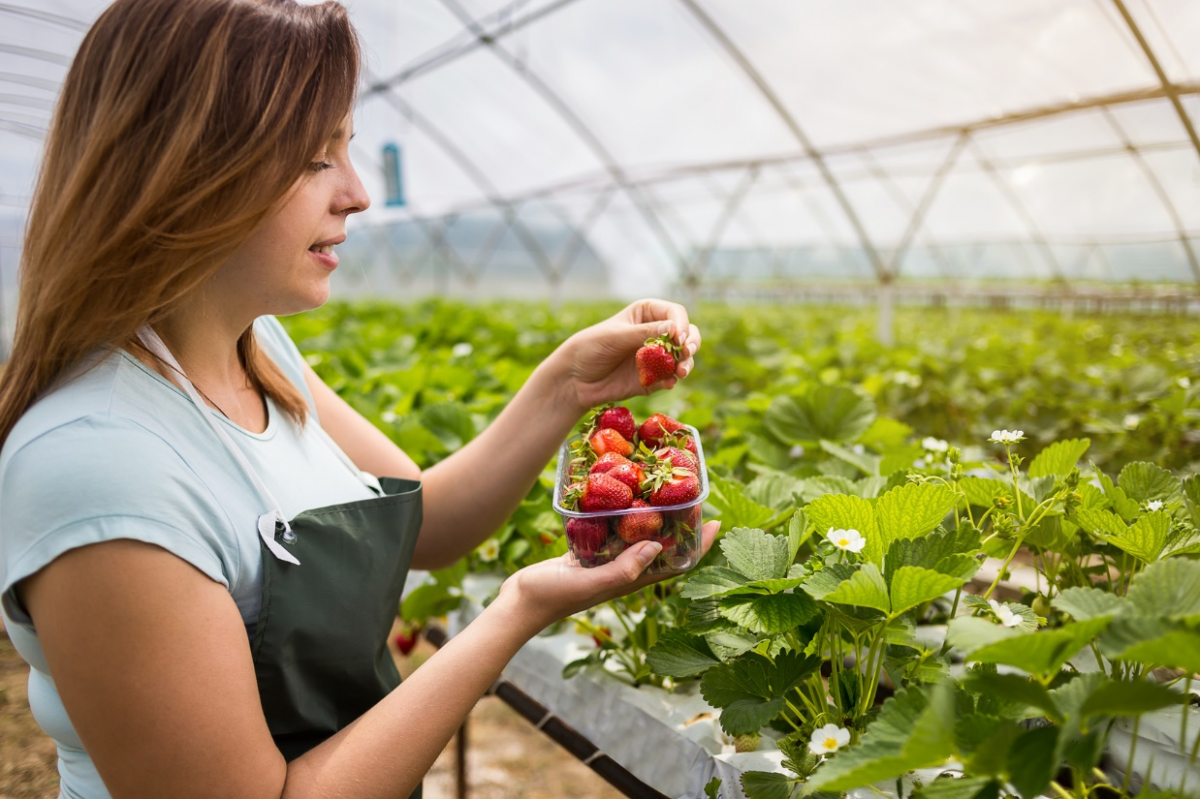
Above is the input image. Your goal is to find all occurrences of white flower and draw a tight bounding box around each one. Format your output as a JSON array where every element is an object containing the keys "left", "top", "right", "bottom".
[
  {"left": 789, "top": 444, "right": 806, "bottom": 458},
  {"left": 892, "top": 370, "right": 922, "bottom": 388},
  {"left": 988, "top": 429, "right": 1025, "bottom": 444},
  {"left": 827, "top": 527, "right": 866, "bottom": 554},
  {"left": 381, "top": 410, "right": 398, "bottom": 424},
  {"left": 1178, "top": 377, "right": 1192, "bottom": 389},
  {"left": 922, "top": 437, "right": 949, "bottom": 453},
  {"left": 988, "top": 599, "right": 1022, "bottom": 628},
  {"left": 808, "top": 724, "right": 851, "bottom": 756},
  {"left": 477, "top": 539, "right": 500, "bottom": 562},
  {"left": 1146, "top": 500, "right": 1164, "bottom": 513},
  {"left": 1124, "top": 414, "right": 1140, "bottom": 431},
  {"left": 852, "top": 444, "right": 865, "bottom": 455},
  {"left": 451, "top": 342, "right": 473, "bottom": 358}
]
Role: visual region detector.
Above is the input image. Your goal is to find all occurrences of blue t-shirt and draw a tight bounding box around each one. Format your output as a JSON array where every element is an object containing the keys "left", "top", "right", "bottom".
[{"left": 0, "top": 316, "right": 379, "bottom": 799}]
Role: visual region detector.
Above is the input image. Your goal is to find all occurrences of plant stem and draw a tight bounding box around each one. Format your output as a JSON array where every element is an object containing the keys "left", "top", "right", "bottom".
[
  {"left": 984, "top": 535, "right": 1026, "bottom": 600},
  {"left": 1122, "top": 714, "right": 1140, "bottom": 795}
]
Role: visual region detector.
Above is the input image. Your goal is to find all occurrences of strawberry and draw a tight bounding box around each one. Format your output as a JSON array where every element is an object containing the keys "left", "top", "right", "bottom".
[
  {"left": 566, "top": 517, "right": 609, "bottom": 559},
  {"left": 539, "top": 531, "right": 557, "bottom": 546},
  {"left": 592, "top": 626, "right": 612, "bottom": 648},
  {"left": 636, "top": 335, "right": 684, "bottom": 387},
  {"left": 638, "top": 413, "right": 686, "bottom": 448},
  {"left": 616, "top": 499, "right": 664, "bottom": 543},
  {"left": 579, "top": 473, "right": 634, "bottom": 512},
  {"left": 655, "top": 445, "right": 699, "bottom": 475},
  {"left": 393, "top": 628, "right": 421, "bottom": 656},
  {"left": 606, "top": 461, "right": 645, "bottom": 494},
  {"left": 647, "top": 468, "right": 701, "bottom": 507},
  {"left": 663, "top": 429, "right": 699, "bottom": 456},
  {"left": 594, "top": 406, "right": 636, "bottom": 442},
  {"left": 590, "top": 428, "right": 634, "bottom": 458},
  {"left": 590, "top": 452, "right": 634, "bottom": 475}
]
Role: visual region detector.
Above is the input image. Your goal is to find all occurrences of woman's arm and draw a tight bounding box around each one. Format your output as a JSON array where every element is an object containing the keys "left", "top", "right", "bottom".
[
  {"left": 306, "top": 299, "right": 703, "bottom": 570},
  {"left": 21, "top": 525, "right": 716, "bottom": 799}
]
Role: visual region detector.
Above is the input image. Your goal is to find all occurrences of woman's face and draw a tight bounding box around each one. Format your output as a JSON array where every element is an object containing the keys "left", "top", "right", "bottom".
[{"left": 217, "top": 116, "right": 370, "bottom": 318}]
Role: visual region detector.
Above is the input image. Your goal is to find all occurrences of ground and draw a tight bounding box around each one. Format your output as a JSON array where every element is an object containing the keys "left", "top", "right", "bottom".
[{"left": 0, "top": 619, "right": 625, "bottom": 799}]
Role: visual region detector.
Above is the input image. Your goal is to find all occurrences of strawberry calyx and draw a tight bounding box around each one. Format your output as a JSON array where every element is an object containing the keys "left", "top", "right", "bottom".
[{"left": 641, "top": 333, "right": 683, "bottom": 358}]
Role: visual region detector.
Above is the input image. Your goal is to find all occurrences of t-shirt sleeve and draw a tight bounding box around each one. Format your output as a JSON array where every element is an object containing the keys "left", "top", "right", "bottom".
[
  {"left": 254, "top": 315, "right": 317, "bottom": 418},
  {"left": 0, "top": 416, "right": 235, "bottom": 627}
]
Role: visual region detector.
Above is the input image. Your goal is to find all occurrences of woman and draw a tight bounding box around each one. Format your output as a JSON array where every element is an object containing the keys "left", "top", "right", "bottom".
[{"left": 0, "top": 1, "right": 717, "bottom": 797}]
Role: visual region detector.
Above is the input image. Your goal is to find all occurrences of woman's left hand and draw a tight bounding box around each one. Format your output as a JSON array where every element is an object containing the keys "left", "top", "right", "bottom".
[{"left": 557, "top": 298, "right": 701, "bottom": 412}]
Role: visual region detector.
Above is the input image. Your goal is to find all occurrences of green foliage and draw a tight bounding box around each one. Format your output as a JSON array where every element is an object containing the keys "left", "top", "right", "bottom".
[{"left": 700, "top": 651, "right": 821, "bottom": 735}]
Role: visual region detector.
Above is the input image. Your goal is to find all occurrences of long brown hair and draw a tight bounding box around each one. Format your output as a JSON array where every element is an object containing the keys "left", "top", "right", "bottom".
[{"left": 0, "top": 0, "right": 361, "bottom": 447}]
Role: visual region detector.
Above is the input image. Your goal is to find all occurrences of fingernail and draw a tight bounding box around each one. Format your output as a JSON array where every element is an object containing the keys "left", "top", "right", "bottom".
[
  {"left": 637, "top": 541, "right": 663, "bottom": 566},
  {"left": 681, "top": 366, "right": 690, "bottom": 378}
]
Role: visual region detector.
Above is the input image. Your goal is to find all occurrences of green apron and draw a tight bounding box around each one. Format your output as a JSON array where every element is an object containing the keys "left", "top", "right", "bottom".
[{"left": 139, "top": 328, "right": 423, "bottom": 796}]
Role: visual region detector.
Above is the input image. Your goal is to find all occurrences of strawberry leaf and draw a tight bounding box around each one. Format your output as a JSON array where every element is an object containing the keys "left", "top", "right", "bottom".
[
  {"left": 700, "top": 651, "right": 822, "bottom": 735},
  {"left": 646, "top": 629, "right": 722, "bottom": 677},
  {"left": 874, "top": 483, "right": 957, "bottom": 557},
  {"left": 720, "top": 527, "right": 791, "bottom": 582},
  {"left": 1028, "top": 438, "right": 1090, "bottom": 479},
  {"left": 718, "top": 592, "right": 820, "bottom": 634},
  {"left": 805, "top": 493, "right": 880, "bottom": 564},
  {"left": 888, "top": 566, "right": 964, "bottom": 617},
  {"left": 1117, "top": 461, "right": 1181, "bottom": 504},
  {"left": 823, "top": 563, "right": 890, "bottom": 615}
]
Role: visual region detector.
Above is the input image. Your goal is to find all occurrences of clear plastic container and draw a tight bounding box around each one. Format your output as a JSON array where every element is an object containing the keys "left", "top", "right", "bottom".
[{"left": 552, "top": 423, "right": 709, "bottom": 574}]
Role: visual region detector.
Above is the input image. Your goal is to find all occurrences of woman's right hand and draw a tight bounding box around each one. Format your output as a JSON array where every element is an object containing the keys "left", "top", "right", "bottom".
[{"left": 496, "top": 520, "right": 721, "bottom": 633}]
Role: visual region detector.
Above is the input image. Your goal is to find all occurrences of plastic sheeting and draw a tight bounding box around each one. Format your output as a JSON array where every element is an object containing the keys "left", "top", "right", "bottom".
[{"left": 1, "top": 1, "right": 1199, "bottom": 300}]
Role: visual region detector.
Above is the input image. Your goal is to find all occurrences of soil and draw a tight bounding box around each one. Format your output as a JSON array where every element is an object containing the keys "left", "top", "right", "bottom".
[{"left": 0, "top": 619, "right": 625, "bottom": 799}]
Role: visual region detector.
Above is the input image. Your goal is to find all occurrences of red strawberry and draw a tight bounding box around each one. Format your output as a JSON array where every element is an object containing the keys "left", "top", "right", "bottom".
[
  {"left": 590, "top": 428, "right": 634, "bottom": 457},
  {"left": 655, "top": 445, "right": 699, "bottom": 475},
  {"left": 590, "top": 452, "right": 633, "bottom": 475},
  {"left": 566, "top": 517, "right": 609, "bottom": 559},
  {"left": 616, "top": 499, "right": 664, "bottom": 543},
  {"left": 595, "top": 406, "right": 636, "bottom": 441},
  {"left": 606, "top": 461, "right": 646, "bottom": 494},
  {"left": 636, "top": 335, "right": 684, "bottom": 387},
  {"left": 591, "top": 626, "right": 612, "bottom": 647},
  {"left": 393, "top": 628, "right": 421, "bottom": 656},
  {"left": 579, "top": 473, "right": 634, "bottom": 512},
  {"left": 648, "top": 468, "right": 701, "bottom": 507},
  {"left": 638, "top": 413, "right": 686, "bottom": 448},
  {"left": 539, "top": 532, "right": 557, "bottom": 546}
]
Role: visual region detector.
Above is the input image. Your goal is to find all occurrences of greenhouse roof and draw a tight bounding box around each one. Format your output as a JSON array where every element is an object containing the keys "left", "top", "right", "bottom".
[{"left": 1, "top": 0, "right": 1199, "bottom": 296}]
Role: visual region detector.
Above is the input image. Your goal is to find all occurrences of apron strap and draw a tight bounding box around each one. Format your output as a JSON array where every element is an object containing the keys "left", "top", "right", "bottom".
[{"left": 137, "top": 325, "right": 301, "bottom": 566}]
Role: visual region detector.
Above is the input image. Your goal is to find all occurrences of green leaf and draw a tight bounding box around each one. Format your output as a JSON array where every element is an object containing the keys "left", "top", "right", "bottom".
[
  {"left": 418, "top": 401, "right": 476, "bottom": 450},
  {"left": 1118, "top": 461, "right": 1182, "bottom": 503},
  {"left": 807, "top": 684, "right": 955, "bottom": 792},
  {"left": 709, "top": 474, "right": 778, "bottom": 531},
  {"left": 1125, "top": 558, "right": 1200, "bottom": 619},
  {"left": 1183, "top": 475, "right": 1200, "bottom": 530},
  {"left": 823, "top": 563, "right": 891, "bottom": 614},
  {"left": 701, "top": 651, "right": 822, "bottom": 735},
  {"left": 1071, "top": 507, "right": 1128, "bottom": 538},
  {"left": 805, "top": 493, "right": 881, "bottom": 564},
  {"left": 1053, "top": 587, "right": 1124, "bottom": 621},
  {"left": 681, "top": 567, "right": 754, "bottom": 600},
  {"left": 962, "top": 618, "right": 1112, "bottom": 677},
  {"left": 399, "top": 582, "right": 462, "bottom": 623},
  {"left": 1101, "top": 616, "right": 1200, "bottom": 673},
  {"left": 746, "top": 472, "right": 804, "bottom": 511},
  {"left": 1109, "top": 511, "right": 1172, "bottom": 563},
  {"left": 800, "top": 563, "right": 856, "bottom": 600},
  {"left": 646, "top": 629, "right": 721, "bottom": 677},
  {"left": 959, "top": 477, "right": 1032, "bottom": 511},
  {"left": 1028, "top": 438, "right": 1090, "bottom": 478},
  {"left": 704, "top": 776, "right": 723, "bottom": 799},
  {"left": 1079, "top": 678, "right": 1184, "bottom": 718},
  {"left": 720, "top": 527, "right": 791, "bottom": 581},
  {"left": 706, "top": 630, "right": 763, "bottom": 659},
  {"left": 888, "top": 566, "right": 964, "bottom": 617},
  {"left": 1006, "top": 725, "right": 1059, "bottom": 799},
  {"left": 763, "top": 385, "right": 876, "bottom": 444},
  {"left": 875, "top": 483, "right": 958, "bottom": 558},
  {"left": 786, "top": 510, "right": 810, "bottom": 564},
  {"left": 739, "top": 772, "right": 798, "bottom": 799},
  {"left": 820, "top": 439, "right": 881, "bottom": 477},
  {"left": 962, "top": 672, "right": 1061, "bottom": 721},
  {"left": 913, "top": 776, "right": 1001, "bottom": 799},
  {"left": 719, "top": 592, "right": 820, "bottom": 634},
  {"left": 795, "top": 475, "right": 857, "bottom": 503},
  {"left": 934, "top": 553, "right": 983, "bottom": 582},
  {"left": 946, "top": 616, "right": 1020, "bottom": 652},
  {"left": 1097, "top": 469, "right": 1142, "bottom": 521}
]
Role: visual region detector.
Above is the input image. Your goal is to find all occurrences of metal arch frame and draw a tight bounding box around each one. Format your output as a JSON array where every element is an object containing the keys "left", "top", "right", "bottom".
[
  {"left": 363, "top": 0, "right": 582, "bottom": 98},
  {"left": 885, "top": 131, "right": 969, "bottom": 281},
  {"left": 0, "top": 72, "right": 60, "bottom": 92},
  {"left": 434, "top": 0, "right": 688, "bottom": 286},
  {"left": 674, "top": 0, "right": 887, "bottom": 283},
  {"left": 0, "top": 4, "right": 89, "bottom": 32},
  {"left": 0, "top": 43, "right": 73, "bottom": 67},
  {"left": 1109, "top": 0, "right": 1200, "bottom": 165},
  {"left": 1099, "top": 105, "right": 1200, "bottom": 283},
  {"left": 363, "top": 83, "right": 562, "bottom": 288},
  {"left": 967, "top": 139, "right": 1067, "bottom": 283},
  {"left": 685, "top": 164, "right": 761, "bottom": 287}
]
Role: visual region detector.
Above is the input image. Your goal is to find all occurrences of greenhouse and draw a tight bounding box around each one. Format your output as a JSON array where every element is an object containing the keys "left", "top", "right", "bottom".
[{"left": 0, "top": 2, "right": 1199, "bottom": 799}]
